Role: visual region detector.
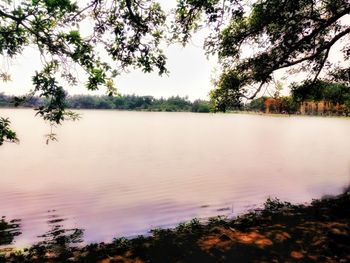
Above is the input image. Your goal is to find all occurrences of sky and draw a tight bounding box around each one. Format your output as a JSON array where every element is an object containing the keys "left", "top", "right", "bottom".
[{"left": 0, "top": 38, "right": 218, "bottom": 100}]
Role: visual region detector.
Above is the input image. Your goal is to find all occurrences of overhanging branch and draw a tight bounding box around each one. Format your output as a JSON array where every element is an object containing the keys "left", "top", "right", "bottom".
[{"left": 279, "top": 27, "right": 350, "bottom": 70}]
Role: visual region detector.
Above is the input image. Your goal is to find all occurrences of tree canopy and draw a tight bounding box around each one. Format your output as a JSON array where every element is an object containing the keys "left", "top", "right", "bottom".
[
  {"left": 174, "top": 0, "right": 350, "bottom": 110},
  {"left": 1, "top": 0, "right": 350, "bottom": 143},
  {"left": 291, "top": 80, "right": 350, "bottom": 106},
  {"left": 0, "top": 0, "right": 169, "bottom": 144}
]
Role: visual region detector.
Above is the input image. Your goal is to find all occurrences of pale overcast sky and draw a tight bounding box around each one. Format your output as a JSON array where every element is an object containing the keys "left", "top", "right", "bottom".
[{"left": 0, "top": 38, "right": 218, "bottom": 100}]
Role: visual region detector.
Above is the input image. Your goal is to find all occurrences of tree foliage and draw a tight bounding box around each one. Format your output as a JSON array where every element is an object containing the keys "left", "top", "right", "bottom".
[
  {"left": 291, "top": 80, "right": 350, "bottom": 105},
  {"left": 0, "top": 0, "right": 168, "bottom": 143},
  {"left": 175, "top": 0, "right": 350, "bottom": 109},
  {"left": 209, "top": 70, "right": 243, "bottom": 112},
  {"left": 246, "top": 96, "right": 299, "bottom": 114},
  {"left": 246, "top": 96, "right": 266, "bottom": 112},
  {"left": 0, "top": 117, "right": 18, "bottom": 145}
]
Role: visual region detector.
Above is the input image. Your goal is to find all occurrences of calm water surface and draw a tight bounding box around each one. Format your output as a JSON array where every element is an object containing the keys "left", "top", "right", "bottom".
[{"left": 0, "top": 109, "right": 349, "bottom": 247}]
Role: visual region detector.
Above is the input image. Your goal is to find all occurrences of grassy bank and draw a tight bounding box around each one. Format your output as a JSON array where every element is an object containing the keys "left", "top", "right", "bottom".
[{"left": 1, "top": 189, "right": 349, "bottom": 263}]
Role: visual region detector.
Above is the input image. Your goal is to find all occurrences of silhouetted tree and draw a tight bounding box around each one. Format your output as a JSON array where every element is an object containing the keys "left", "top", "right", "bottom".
[{"left": 174, "top": 0, "right": 350, "bottom": 109}]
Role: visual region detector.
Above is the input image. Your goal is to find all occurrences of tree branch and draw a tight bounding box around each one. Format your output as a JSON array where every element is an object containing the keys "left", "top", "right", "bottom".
[
  {"left": 69, "top": 1, "right": 98, "bottom": 22},
  {"left": 272, "top": 5, "right": 350, "bottom": 71},
  {"left": 312, "top": 45, "right": 331, "bottom": 83},
  {"left": 243, "top": 81, "right": 266, "bottom": 100},
  {"left": 0, "top": 8, "right": 22, "bottom": 22},
  {"left": 278, "top": 27, "right": 350, "bottom": 70},
  {"left": 125, "top": 0, "right": 148, "bottom": 30}
]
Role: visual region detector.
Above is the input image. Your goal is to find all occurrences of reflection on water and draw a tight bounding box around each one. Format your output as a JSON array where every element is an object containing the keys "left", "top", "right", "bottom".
[
  {"left": 0, "top": 109, "right": 349, "bottom": 247},
  {"left": 27, "top": 211, "right": 84, "bottom": 259},
  {"left": 36, "top": 211, "right": 84, "bottom": 248},
  {"left": 0, "top": 217, "right": 21, "bottom": 246},
  {"left": 0, "top": 212, "right": 84, "bottom": 254}
]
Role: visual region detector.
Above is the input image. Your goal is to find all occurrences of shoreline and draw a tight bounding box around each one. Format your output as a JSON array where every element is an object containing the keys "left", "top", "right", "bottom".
[
  {"left": 1, "top": 188, "right": 349, "bottom": 262},
  {"left": 1, "top": 107, "right": 349, "bottom": 119}
]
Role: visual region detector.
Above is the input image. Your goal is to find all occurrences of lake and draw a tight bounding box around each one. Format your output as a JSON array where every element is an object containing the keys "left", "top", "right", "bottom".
[{"left": 0, "top": 109, "right": 349, "bottom": 247}]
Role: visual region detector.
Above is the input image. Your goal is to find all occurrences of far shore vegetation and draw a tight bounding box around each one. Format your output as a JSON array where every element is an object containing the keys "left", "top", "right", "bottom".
[
  {"left": 0, "top": 93, "right": 213, "bottom": 113},
  {"left": 1, "top": 80, "right": 350, "bottom": 116},
  {"left": 1, "top": 187, "right": 349, "bottom": 263}
]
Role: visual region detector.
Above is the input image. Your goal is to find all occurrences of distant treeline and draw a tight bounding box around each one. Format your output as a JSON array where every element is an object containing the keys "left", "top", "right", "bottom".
[
  {"left": 245, "top": 80, "right": 350, "bottom": 115},
  {"left": 0, "top": 93, "right": 212, "bottom": 113}
]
